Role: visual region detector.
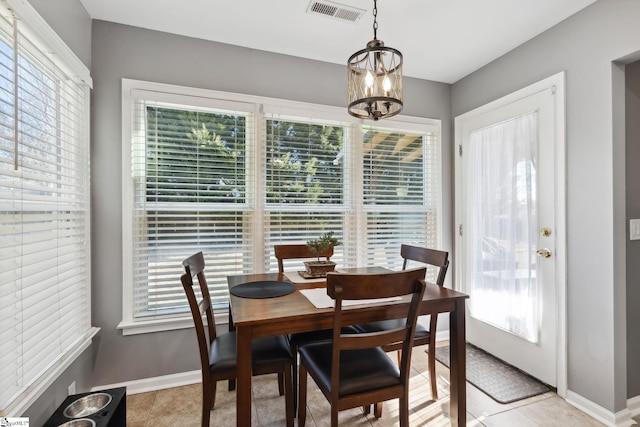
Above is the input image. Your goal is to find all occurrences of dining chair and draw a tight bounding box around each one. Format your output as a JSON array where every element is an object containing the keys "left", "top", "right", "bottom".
[
  {"left": 274, "top": 243, "right": 358, "bottom": 412},
  {"left": 354, "top": 244, "right": 449, "bottom": 404},
  {"left": 274, "top": 243, "right": 333, "bottom": 273},
  {"left": 297, "top": 268, "right": 427, "bottom": 427},
  {"left": 181, "top": 251, "right": 294, "bottom": 427}
]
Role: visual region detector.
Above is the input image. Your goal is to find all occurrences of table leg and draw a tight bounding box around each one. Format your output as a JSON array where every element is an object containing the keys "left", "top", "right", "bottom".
[
  {"left": 237, "top": 326, "right": 252, "bottom": 426},
  {"left": 449, "top": 299, "right": 467, "bottom": 427}
]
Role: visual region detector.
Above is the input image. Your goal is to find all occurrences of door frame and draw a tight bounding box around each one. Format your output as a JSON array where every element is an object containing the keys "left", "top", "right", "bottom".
[{"left": 454, "top": 71, "right": 567, "bottom": 397}]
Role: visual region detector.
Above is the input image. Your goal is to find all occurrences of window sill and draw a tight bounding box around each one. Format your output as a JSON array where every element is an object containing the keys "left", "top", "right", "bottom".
[
  {"left": 2, "top": 326, "right": 100, "bottom": 417},
  {"left": 118, "top": 310, "right": 229, "bottom": 336}
]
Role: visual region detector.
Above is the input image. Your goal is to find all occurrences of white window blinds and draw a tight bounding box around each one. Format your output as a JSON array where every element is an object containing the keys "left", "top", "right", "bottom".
[
  {"left": 127, "top": 96, "right": 255, "bottom": 320},
  {"left": 362, "top": 125, "right": 441, "bottom": 281},
  {"left": 262, "top": 114, "right": 351, "bottom": 271},
  {"left": 122, "top": 81, "right": 442, "bottom": 333},
  {"left": 0, "top": 3, "right": 92, "bottom": 415}
]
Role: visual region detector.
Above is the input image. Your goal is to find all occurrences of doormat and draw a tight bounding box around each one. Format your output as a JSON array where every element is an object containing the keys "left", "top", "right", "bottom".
[{"left": 432, "top": 343, "right": 553, "bottom": 404}]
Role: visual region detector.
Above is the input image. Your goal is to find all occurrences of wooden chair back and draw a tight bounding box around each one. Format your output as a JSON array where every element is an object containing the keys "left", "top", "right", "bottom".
[
  {"left": 326, "top": 268, "right": 427, "bottom": 408},
  {"left": 274, "top": 243, "right": 333, "bottom": 273},
  {"left": 181, "top": 252, "right": 216, "bottom": 390},
  {"left": 401, "top": 244, "right": 449, "bottom": 286}
]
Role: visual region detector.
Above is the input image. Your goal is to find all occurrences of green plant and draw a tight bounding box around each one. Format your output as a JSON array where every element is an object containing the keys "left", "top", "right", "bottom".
[{"left": 306, "top": 231, "right": 341, "bottom": 262}]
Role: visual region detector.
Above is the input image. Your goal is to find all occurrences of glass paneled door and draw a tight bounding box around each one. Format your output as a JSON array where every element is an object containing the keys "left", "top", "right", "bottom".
[
  {"left": 466, "top": 111, "right": 540, "bottom": 342},
  {"left": 455, "top": 74, "right": 565, "bottom": 388}
]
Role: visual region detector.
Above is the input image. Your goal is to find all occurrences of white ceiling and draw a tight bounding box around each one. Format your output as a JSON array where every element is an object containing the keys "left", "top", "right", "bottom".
[{"left": 78, "top": 0, "right": 596, "bottom": 84}]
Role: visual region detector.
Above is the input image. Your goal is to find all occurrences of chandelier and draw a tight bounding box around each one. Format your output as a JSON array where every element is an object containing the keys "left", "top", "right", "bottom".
[{"left": 347, "top": 0, "right": 403, "bottom": 120}]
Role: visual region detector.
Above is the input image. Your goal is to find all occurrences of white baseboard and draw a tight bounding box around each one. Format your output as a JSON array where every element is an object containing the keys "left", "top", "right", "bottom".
[
  {"left": 435, "top": 330, "right": 449, "bottom": 342},
  {"left": 91, "top": 370, "right": 201, "bottom": 395},
  {"left": 566, "top": 390, "right": 637, "bottom": 427},
  {"left": 628, "top": 395, "right": 640, "bottom": 422}
]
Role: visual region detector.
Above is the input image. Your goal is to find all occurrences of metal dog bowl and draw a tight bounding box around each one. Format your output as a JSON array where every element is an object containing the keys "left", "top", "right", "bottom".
[
  {"left": 57, "top": 419, "right": 96, "bottom": 427},
  {"left": 63, "top": 392, "right": 112, "bottom": 418}
]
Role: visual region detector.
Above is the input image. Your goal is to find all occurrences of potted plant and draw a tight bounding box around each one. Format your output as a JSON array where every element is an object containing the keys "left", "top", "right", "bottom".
[{"left": 304, "top": 231, "right": 341, "bottom": 276}]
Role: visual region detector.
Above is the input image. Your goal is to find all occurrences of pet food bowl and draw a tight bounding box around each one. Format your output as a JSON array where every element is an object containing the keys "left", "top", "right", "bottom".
[
  {"left": 57, "top": 419, "right": 96, "bottom": 427},
  {"left": 63, "top": 392, "right": 112, "bottom": 418}
]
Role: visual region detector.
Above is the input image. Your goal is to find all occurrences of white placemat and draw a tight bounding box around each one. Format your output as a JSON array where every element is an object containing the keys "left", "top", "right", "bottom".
[
  {"left": 283, "top": 271, "right": 327, "bottom": 284},
  {"left": 300, "top": 288, "right": 401, "bottom": 309}
]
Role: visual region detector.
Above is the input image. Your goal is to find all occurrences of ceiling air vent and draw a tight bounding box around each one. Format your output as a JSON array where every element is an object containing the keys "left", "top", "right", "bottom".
[{"left": 306, "top": 1, "right": 366, "bottom": 24}]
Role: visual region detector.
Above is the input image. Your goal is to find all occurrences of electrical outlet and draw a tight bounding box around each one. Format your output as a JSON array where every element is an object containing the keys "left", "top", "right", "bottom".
[
  {"left": 631, "top": 219, "right": 640, "bottom": 240},
  {"left": 68, "top": 381, "right": 76, "bottom": 396}
]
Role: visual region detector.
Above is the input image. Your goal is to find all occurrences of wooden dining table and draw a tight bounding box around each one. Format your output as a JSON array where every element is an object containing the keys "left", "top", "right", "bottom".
[{"left": 227, "top": 266, "right": 469, "bottom": 426}]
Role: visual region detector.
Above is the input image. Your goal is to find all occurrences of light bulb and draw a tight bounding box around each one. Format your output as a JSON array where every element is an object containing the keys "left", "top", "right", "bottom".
[
  {"left": 364, "top": 71, "right": 374, "bottom": 96},
  {"left": 365, "top": 71, "right": 374, "bottom": 88},
  {"left": 383, "top": 76, "right": 391, "bottom": 94}
]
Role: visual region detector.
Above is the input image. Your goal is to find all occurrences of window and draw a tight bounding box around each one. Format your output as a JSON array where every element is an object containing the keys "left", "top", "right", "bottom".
[
  {"left": 127, "top": 97, "right": 254, "bottom": 322},
  {"left": 361, "top": 125, "right": 441, "bottom": 272},
  {"left": 121, "top": 80, "right": 441, "bottom": 334},
  {"left": 0, "top": 1, "right": 94, "bottom": 415},
  {"left": 262, "top": 112, "right": 349, "bottom": 271}
]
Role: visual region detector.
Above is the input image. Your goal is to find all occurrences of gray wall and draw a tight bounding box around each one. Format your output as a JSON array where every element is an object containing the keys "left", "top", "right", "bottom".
[
  {"left": 452, "top": 0, "right": 640, "bottom": 413},
  {"left": 28, "top": 0, "right": 91, "bottom": 69},
  {"left": 22, "top": 0, "right": 93, "bottom": 425},
  {"left": 626, "top": 60, "right": 640, "bottom": 398},
  {"left": 90, "top": 20, "right": 452, "bottom": 387}
]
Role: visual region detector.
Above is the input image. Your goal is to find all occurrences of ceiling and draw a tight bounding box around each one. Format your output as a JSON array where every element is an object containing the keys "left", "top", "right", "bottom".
[{"left": 78, "top": 0, "right": 596, "bottom": 84}]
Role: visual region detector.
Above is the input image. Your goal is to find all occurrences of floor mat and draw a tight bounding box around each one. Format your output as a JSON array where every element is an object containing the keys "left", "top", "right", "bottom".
[{"left": 433, "top": 343, "right": 554, "bottom": 404}]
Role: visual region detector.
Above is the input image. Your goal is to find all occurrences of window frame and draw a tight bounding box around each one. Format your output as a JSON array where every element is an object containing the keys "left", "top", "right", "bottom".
[
  {"left": 120, "top": 79, "right": 442, "bottom": 335},
  {"left": 0, "top": 0, "right": 95, "bottom": 416}
]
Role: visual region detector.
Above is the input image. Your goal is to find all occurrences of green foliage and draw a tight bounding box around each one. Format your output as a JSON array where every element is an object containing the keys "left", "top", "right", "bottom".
[
  {"left": 266, "top": 120, "right": 344, "bottom": 205},
  {"left": 145, "top": 106, "right": 244, "bottom": 203},
  {"left": 306, "top": 231, "right": 341, "bottom": 262},
  {"left": 144, "top": 106, "right": 426, "bottom": 209}
]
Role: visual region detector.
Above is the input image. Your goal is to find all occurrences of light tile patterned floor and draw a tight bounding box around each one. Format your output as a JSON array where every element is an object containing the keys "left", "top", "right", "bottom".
[{"left": 126, "top": 344, "right": 612, "bottom": 426}]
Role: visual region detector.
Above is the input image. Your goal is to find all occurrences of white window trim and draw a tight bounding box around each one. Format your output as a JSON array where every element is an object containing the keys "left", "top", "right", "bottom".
[
  {"left": 120, "top": 78, "right": 442, "bottom": 335},
  {"left": 5, "top": 0, "right": 92, "bottom": 88},
  {"left": 3, "top": 328, "right": 100, "bottom": 417},
  {"left": 0, "top": 0, "right": 94, "bottom": 415}
]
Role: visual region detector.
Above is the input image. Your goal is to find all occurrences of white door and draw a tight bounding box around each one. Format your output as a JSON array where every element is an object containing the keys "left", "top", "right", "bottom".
[{"left": 454, "top": 74, "right": 565, "bottom": 387}]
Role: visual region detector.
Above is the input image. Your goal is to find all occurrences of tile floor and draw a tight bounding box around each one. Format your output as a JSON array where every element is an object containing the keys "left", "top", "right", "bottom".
[{"left": 126, "top": 345, "right": 633, "bottom": 426}]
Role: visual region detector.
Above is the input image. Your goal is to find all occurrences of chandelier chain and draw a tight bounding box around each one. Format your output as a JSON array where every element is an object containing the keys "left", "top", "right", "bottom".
[{"left": 372, "top": 0, "right": 378, "bottom": 40}]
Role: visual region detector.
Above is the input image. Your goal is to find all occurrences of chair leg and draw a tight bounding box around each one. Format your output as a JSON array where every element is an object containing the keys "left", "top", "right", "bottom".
[
  {"left": 399, "top": 396, "right": 409, "bottom": 427},
  {"left": 201, "top": 403, "right": 211, "bottom": 427},
  {"left": 210, "top": 382, "right": 217, "bottom": 409},
  {"left": 278, "top": 372, "right": 285, "bottom": 396},
  {"left": 428, "top": 344, "right": 438, "bottom": 400},
  {"left": 228, "top": 378, "right": 236, "bottom": 391},
  {"left": 292, "top": 344, "right": 299, "bottom": 413},
  {"left": 298, "top": 364, "right": 308, "bottom": 426},
  {"left": 374, "top": 402, "right": 383, "bottom": 418},
  {"left": 363, "top": 404, "right": 370, "bottom": 415},
  {"left": 331, "top": 404, "right": 339, "bottom": 427},
  {"left": 202, "top": 383, "right": 213, "bottom": 427},
  {"left": 283, "top": 365, "right": 294, "bottom": 427}
]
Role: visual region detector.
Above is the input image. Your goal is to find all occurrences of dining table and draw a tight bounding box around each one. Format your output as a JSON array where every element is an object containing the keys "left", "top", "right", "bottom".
[{"left": 227, "top": 266, "right": 469, "bottom": 426}]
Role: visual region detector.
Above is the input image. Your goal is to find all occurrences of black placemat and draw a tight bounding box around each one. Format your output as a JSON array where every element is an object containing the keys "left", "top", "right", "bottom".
[{"left": 229, "top": 280, "right": 296, "bottom": 299}]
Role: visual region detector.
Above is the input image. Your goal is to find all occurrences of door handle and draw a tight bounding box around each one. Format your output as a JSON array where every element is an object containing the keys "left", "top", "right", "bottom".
[{"left": 536, "top": 248, "right": 552, "bottom": 258}]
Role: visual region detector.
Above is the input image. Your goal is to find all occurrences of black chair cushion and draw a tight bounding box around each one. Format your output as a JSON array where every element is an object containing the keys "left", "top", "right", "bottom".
[
  {"left": 210, "top": 331, "right": 292, "bottom": 372},
  {"left": 299, "top": 341, "right": 400, "bottom": 397},
  {"left": 251, "top": 334, "right": 293, "bottom": 366},
  {"left": 209, "top": 331, "right": 237, "bottom": 372},
  {"left": 288, "top": 326, "right": 359, "bottom": 347},
  {"left": 354, "top": 319, "right": 430, "bottom": 339}
]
